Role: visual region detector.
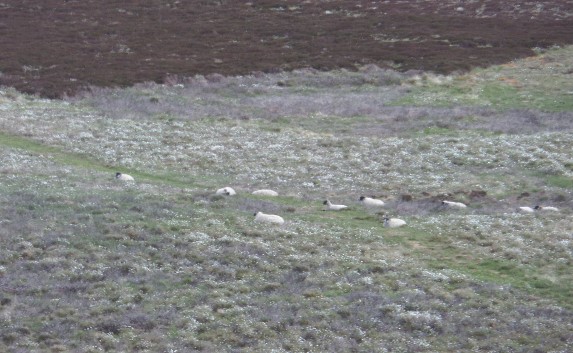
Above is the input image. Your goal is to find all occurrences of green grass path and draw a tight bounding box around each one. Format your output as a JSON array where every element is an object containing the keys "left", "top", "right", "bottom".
[{"left": 0, "top": 130, "right": 195, "bottom": 188}]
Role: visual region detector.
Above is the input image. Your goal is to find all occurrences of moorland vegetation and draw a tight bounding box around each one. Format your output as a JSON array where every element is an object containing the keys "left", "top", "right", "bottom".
[
  {"left": 1, "top": 1, "right": 573, "bottom": 352},
  {"left": 1, "top": 44, "right": 572, "bottom": 352}
]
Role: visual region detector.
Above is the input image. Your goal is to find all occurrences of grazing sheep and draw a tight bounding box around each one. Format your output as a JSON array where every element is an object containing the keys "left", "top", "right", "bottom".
[
  {"left": 534, "top": 205, "right": 559, "bottom": 212},
  {"left": 115, "top": 172, "right": 134, "bottom": 181},
  {"left": 323, "top": 200, "right": 348, "bottom": 211},
  {"left": 254, "top": 211, "right": 284, "bottom": 225},
  {"left": 216, "top": 187, "right": 236, "bottom": 196},
  {"left": 517, "top": 206, "right": 535, "bottom": 213},
  {"left": 359, "top": 196, "right": 385, "bottom": 208},
  {"left": 442, "top": 200, "right": 467, "bottom": 209},
  {"left": 252, "top": 189, "right": 279, "bottom": 196},
  {"left": 383, "top": 217, "right": 407, "bottom": 228}
]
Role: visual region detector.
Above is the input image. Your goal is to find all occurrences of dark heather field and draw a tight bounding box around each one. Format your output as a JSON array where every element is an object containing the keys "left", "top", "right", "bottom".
[{"left": 0, "top": 0, "right": 572, "bottom": 98}]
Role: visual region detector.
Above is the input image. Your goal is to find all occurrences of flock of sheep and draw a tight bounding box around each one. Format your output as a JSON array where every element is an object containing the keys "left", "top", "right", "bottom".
[{"left": 115, "top": 172, "right": 561, "bottom": 228}]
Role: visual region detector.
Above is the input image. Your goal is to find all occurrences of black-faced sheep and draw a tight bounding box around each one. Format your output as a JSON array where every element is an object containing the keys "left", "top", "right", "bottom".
[
  {"left": 115, "top": 172, "right": 134, "bottom": 181},
  {"left": 254, "top": 211, "right": 285, "bottom": 224},
  {"left": 323, "top": 200, "right": 348, "bottom": 211},
  {"left": 383, "top": 217, "right": 407, "bottom": 228}
]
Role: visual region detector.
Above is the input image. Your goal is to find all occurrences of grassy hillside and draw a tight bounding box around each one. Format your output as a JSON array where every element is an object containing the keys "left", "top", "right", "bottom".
[
  {"left": 0, "top": 47, "right": 572, "bottom": 352},
  {"left": 393, "top": 45, "right": 573, "bottom": 112}
]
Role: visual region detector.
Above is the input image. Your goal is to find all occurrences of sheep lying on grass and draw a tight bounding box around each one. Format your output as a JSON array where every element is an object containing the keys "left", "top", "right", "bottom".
[
  {"left": 254, "top": 211, "right": 284, "bottom": 225},
  {"left": 115, "top": 172, "right": 134, "bottom": 181},
  {"left": 323, "top": 200, "right": 348, "bottom": 211},
  {"left": 252, "top": 189, "right": 279, "bottom": 196},
  {"left": 216, "top": 187, "right": 236, "bottom": 196},
  {"left": 383, "top": 217, "right": 407, "bottom": 228},
  {"left": 442, "top": 200, "right": 467, "bottom": 209},
  {"left": 534, "top": 205, "right": 559, "bottom": 212},
  {"left": 517, "top": 206, "right": 535, "bottom": 213},
  {"left": 359, "top": 196, "right": 385, "bottom": 208}
]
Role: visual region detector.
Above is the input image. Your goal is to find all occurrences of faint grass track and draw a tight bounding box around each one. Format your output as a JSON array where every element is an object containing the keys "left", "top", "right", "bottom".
[{"left": 0, "top": 130, "right": 195, "bottom": 189}]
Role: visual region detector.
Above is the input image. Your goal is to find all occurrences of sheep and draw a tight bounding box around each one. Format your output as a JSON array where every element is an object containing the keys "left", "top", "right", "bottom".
[
  {"left": 323, "top": 200, "right": 348, "bottom": 211},
  {"left": 534, "top": 205, "right": 559, "bottom": 212},
  {"left": 254, "top": 211, "right": 284, "bottom": 225},
  {"left": 115, "top": 172, "right": 134, "bottom": 181},
  {"left": 359, "top": 196, "right": 385, "bottom": 208},
  {"left": 216, "top": 187, "right": 236, "bottom": 196},
  {"left": 442, "top": 200, "right": 467, "bottom": 209},
  {"left": 252, "top": 189, "right": 279, "bottom": 196},
  {"left": 383, "top": 217, "right": 407, "bottom": 228},
  {"left": 517, "top": 206, "right": 535, "bottom": 213}
]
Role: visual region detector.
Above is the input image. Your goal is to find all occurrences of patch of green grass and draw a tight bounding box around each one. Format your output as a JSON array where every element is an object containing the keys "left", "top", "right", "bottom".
[
  {"left": 384, "top": 215, "right": 573, "bottom": 309},
  {"left": 417, "top": 126, "right": 457, "bottom": 136},
  {"left": 0, "top": 131, "right": 62, "bottom": 154},
  {"left": 0, "top": 131, "right": 200, "bottom": 189},
  {"left": 297, "top": 208, "right": 382, "bottom": 231},
  {"left": 381, "top": 226, "right": 425, "bottom": 247},
  {"left": 479, "top": 83, "right": 521, "bottom": 108},
  {"left": 390, "top": 46, "right": 573, "bottom": 112},
  {"left": 422, "top": 245, "right": 573, "bottom": 309},
  {"left": 322, "top": 288, "right": 353, "bottom": 298},
  {"left": 467, "top": 260, "right": 573, "bottom": 308},
  {"left": 398, "top": 85, "right": 475, "bottom": 107},
  {"left": 546, "top": 175, "right": 573, "bottom": 189},
  {"left": 392, "top": 80, "right": 573, "bottom": 112},
  {"left": 471, "top": 258, "right": 524, "bottom": 280}
]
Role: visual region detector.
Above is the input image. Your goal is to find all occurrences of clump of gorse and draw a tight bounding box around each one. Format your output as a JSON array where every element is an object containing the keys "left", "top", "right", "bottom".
[{"left": 0, "top": 46, "right": 572, "bottom": 352}]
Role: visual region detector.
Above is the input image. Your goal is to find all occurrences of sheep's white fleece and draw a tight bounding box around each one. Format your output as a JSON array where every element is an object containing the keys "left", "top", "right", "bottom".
[
  {"left": 216, "top": 187, "right": 236, "bottom": 196},
  {"left": 254, "top": 211, "right": 284, "bottom": 224},
  {"left": 384, "top": 218, "right": 406, "bottom": 228},
  {"left": 252, "top": 189, "right": 279, "bottom": 196}
]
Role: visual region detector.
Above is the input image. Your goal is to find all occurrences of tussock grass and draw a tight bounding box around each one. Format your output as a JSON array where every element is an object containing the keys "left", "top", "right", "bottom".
[{"left": 1, "top": 47, "right": 573, "bottom": 352}]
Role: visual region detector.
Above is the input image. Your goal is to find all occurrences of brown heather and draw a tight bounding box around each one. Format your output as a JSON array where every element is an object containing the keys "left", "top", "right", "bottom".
[{"left": 0, "top": 0, "right": 571, "bottom": 98}]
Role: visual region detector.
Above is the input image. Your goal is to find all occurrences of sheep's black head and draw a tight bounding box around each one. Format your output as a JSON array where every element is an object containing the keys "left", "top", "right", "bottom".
[
  {"left": 115, "top": 172, "right": 121, "bottom": 178},
  {"left": 253, "top": 212, "right": 258, "bottom": 217},
  {"left": 534, "top": 205, "right": 541, "bottom": 210},
  {"left": 323, "top": 200, "right": 328, "bottom": 205},
  {"left": 359, "top": 196, "right": 366, "bottom": 201}
]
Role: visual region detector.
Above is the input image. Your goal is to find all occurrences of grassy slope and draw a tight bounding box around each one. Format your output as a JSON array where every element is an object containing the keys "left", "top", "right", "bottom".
[
  {"left": 392, "top": 46, "right": 573, "bottom": 112},
  {"left": 0, "top": 47, "right": 573, "bottom": 352}
]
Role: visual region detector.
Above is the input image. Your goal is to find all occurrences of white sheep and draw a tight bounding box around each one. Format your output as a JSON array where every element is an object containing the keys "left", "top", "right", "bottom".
[
  {"left": 442, "top": 200, "right": 467, "bottom": 209},
  {"left": 252, "top": 189, "right": 279, "bottom": 196},
  {"left": 254, "top": 211, "right": 284, "bottom": 225},
  {"left": 115, "top": 172, "right": 134, "bottom": 181},
  {"left": 383, "top": 217, "right": 407, "bottom": 228},
  {"left": 534, "top": 205, "right": 559, "bottom": 212},
  {"left": 517, "top": 206, "right": 535, "bottom": 213},
  {"left": 323, "top": 200, "right": 348, "bottom": 211},
  {"left": 359, "top": 196, "right": 385, "bottom": 208},
  {"left": 216, "top": 187, "right": 236, "bottom": 196}
]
